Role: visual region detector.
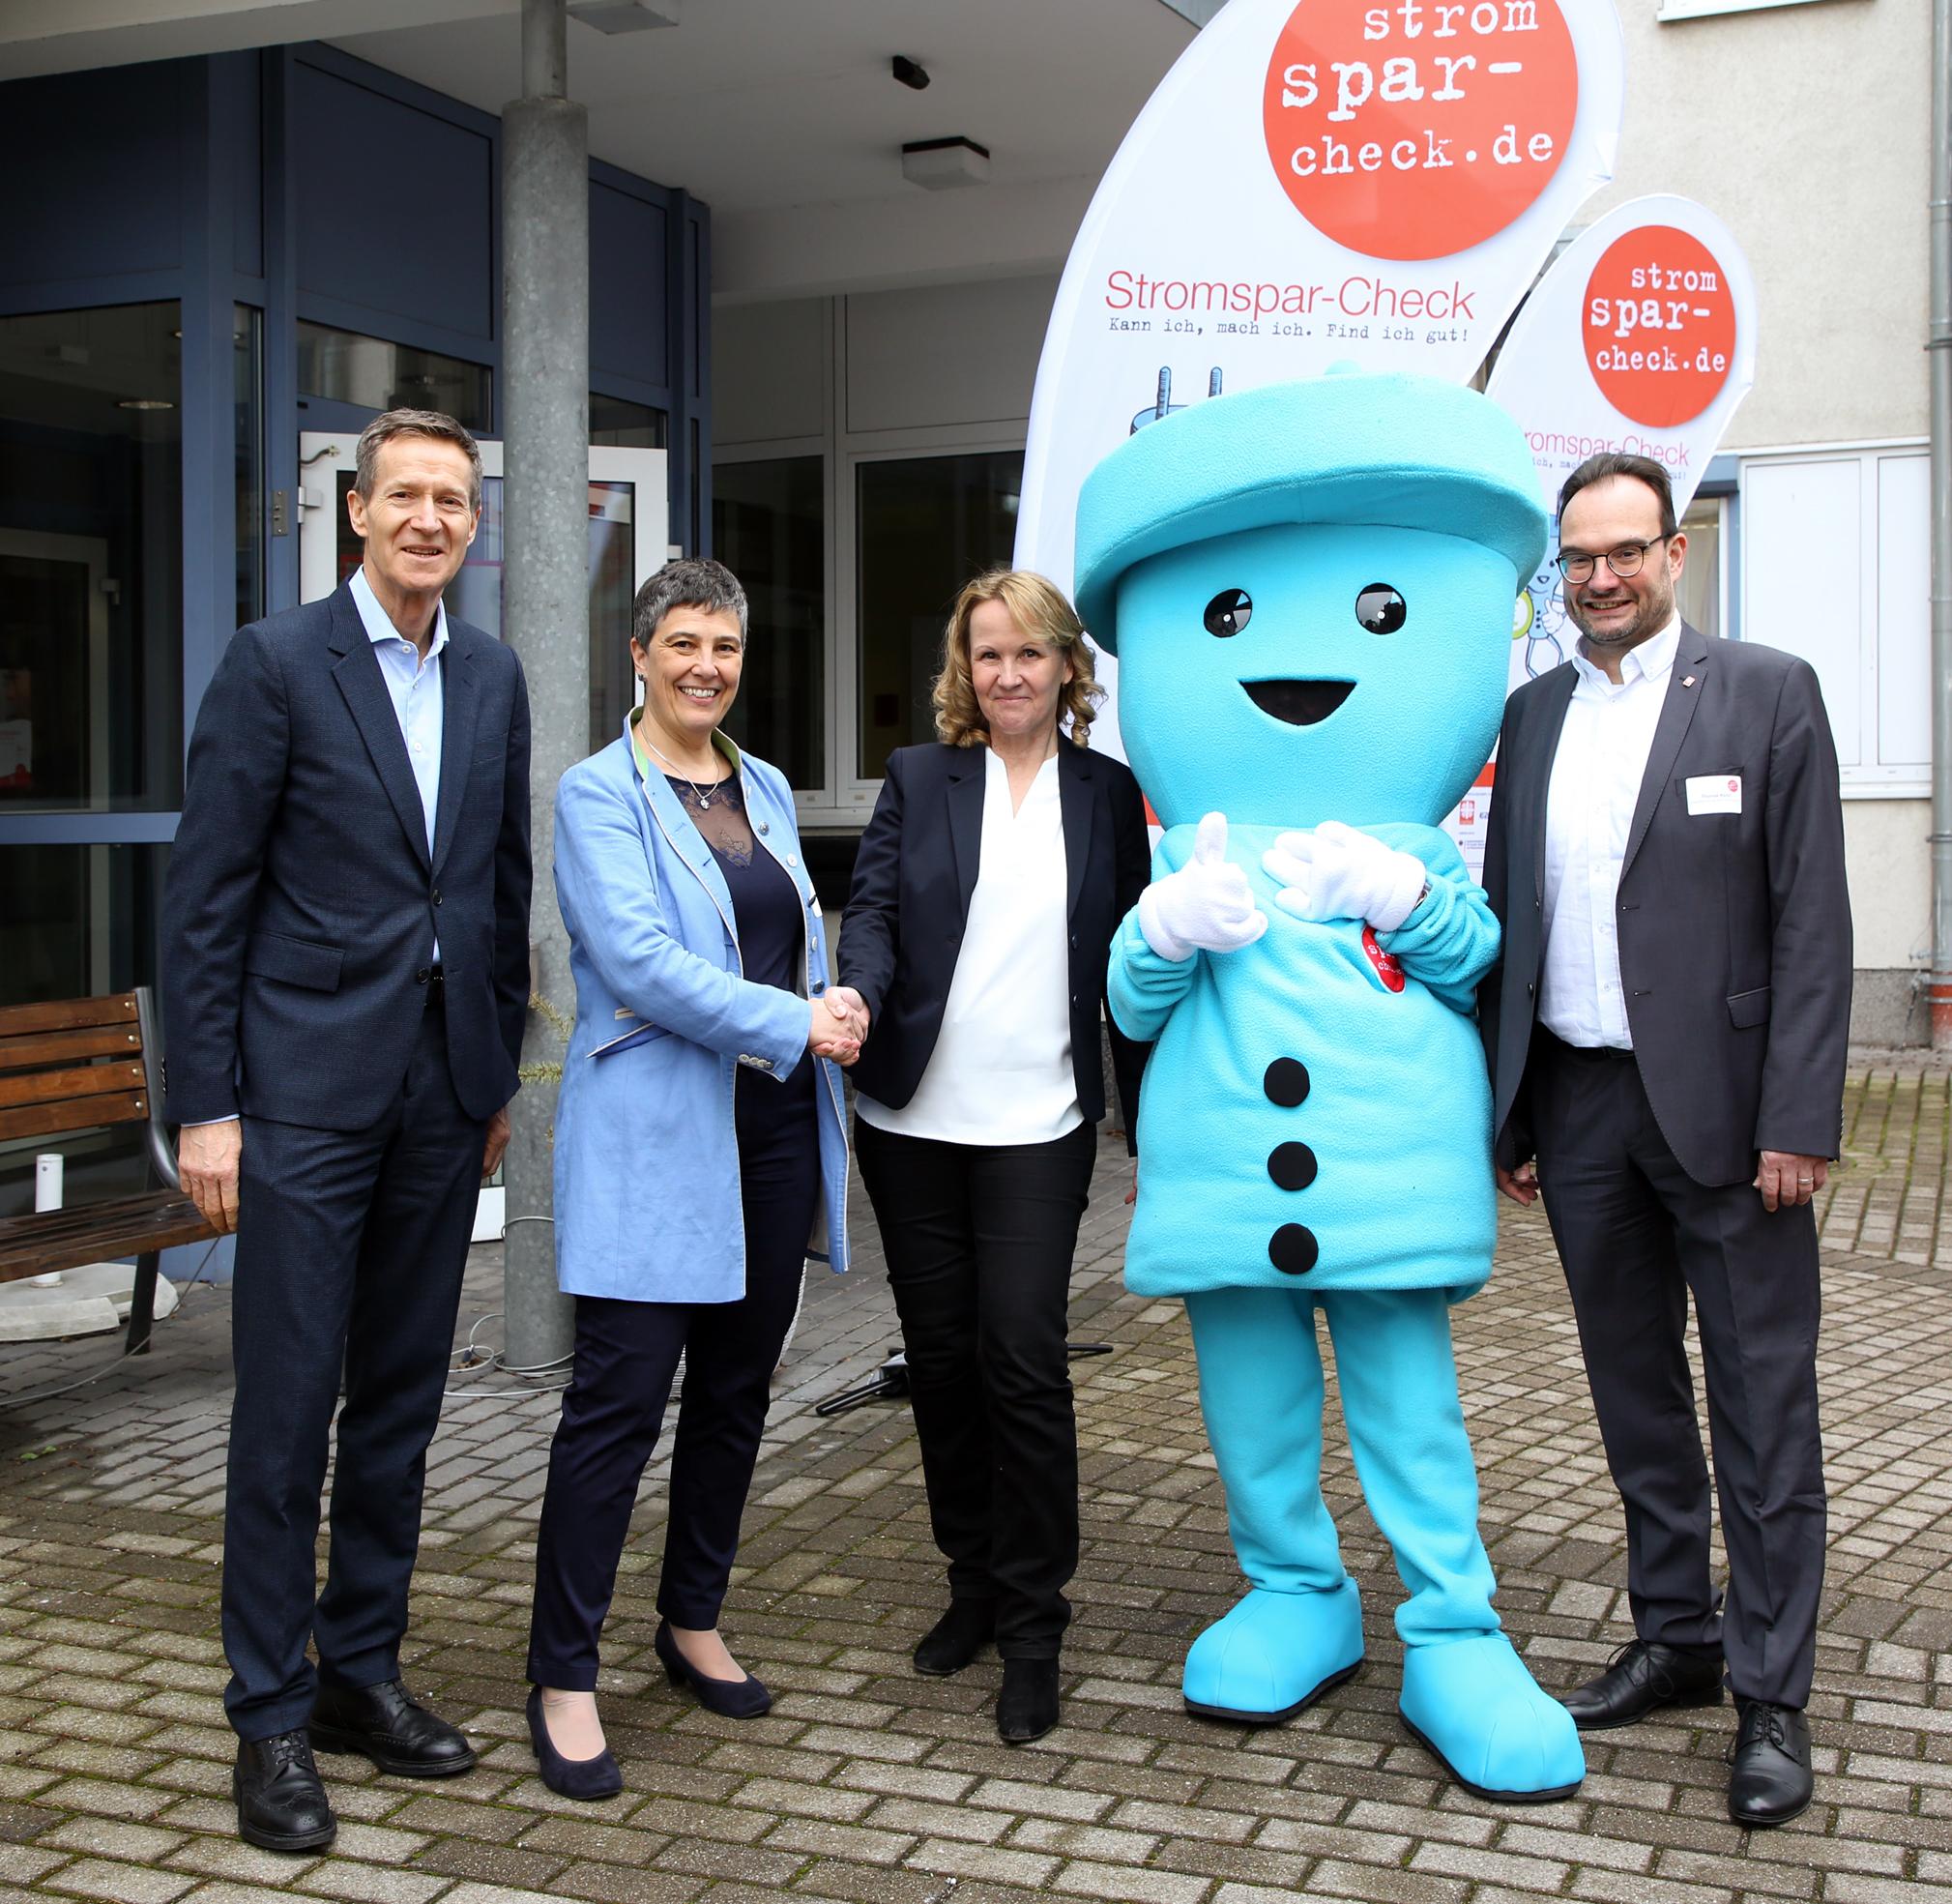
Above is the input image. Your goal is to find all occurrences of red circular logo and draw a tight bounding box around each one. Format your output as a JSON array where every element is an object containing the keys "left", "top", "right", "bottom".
[
  {"left": 1262, "top": 0, "right": 1579, "bottom": 262},
  {"left": 1582, "top": 226, "right": 1737, "bottom": 426}
]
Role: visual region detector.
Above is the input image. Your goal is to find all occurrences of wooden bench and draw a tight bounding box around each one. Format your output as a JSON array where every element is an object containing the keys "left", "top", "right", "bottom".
[{"left": 0, "top": 988, "right": 215, "bottom": 1354}]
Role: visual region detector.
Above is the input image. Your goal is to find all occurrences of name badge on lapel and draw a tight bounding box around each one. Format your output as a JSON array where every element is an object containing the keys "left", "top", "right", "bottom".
[{"left": 1686, "top": 775, "right": 1742, "bottom": 816}]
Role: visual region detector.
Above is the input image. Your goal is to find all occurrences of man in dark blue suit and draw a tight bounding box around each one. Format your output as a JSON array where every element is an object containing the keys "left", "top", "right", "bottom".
[{"left": 163, "top": 409, "right": 531, "bottom": 1853}]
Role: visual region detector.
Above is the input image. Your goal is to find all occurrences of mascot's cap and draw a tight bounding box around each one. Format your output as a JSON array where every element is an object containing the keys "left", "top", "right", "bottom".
[{"left": 1073, "top": 367, "right": 1546, "bottom": 656}]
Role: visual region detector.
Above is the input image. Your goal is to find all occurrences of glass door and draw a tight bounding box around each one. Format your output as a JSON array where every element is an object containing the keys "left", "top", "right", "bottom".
[
  {"left": 0, "top": 529, "right": 111, "bottom": 818},
  {"left": 1678, "top": 491, "right": 1727, "bottom": 641},
  {"left": 297, "top": 433, "right": 669, "bottom": 1238}
]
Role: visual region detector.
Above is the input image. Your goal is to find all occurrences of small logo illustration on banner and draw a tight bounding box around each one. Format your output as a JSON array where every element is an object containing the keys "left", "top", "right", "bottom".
[
  {"left": 1262, "top": 0, "right": 1580, "bottom": 260},
  {"left": 1582, "top": 225, "right": 1736, "bottom": 426}
]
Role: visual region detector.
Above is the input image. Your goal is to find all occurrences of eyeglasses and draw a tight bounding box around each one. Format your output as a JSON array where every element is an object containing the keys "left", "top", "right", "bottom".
[{"left": 1554, "top": 534, "right": 1671, "bottom": 584}]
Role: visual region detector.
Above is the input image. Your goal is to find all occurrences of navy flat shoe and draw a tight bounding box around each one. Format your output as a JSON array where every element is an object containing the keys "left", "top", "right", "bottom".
[
  {"left": 654, "top": 1621, "right": 772, "bottom": 1718},
  {"left": 526, "top": 1686, "right": 623, "bottom": 1801}
]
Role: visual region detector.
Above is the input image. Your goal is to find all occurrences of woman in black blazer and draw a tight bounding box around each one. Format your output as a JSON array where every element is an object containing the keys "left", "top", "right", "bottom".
[{"left": 832, "top": 569, "right": 1148, "bottom": 1744}]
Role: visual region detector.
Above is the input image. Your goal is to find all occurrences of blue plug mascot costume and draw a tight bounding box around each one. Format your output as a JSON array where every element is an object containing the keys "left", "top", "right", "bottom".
[{"left": 1078, "top": 368, "right": 1585, "bottom": 1801}]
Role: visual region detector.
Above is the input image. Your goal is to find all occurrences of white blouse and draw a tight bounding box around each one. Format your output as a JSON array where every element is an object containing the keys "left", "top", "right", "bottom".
[{"left": 856, "top": 748, "right": 1082, "bottom": 1147}]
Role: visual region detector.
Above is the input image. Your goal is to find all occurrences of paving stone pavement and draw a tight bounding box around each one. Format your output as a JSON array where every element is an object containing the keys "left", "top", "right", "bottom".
[{"left": 0, "top": 1061, "right": 1947, "bottom": 1903}]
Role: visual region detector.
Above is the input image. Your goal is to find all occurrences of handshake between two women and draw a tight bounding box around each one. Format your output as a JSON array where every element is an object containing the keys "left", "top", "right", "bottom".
[{"left": 810, "top": 983, "right": 871, "bottom": 1065}]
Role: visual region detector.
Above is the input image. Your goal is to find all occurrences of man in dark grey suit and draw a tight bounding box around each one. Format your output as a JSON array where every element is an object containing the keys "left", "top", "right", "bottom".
[
  {"left": 1479, "top": 453, "right": 1850, "bottom": 1829},
  {"left": 163, "top": 409, "right": 531, "bottom": 1852}
]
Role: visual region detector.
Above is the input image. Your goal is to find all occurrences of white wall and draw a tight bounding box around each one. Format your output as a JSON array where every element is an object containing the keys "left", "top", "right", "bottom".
[
  {"left": 1600, "top": 0, "right": 1930, "bottom": 454},
  {"left": 1846, "top": 799, "right": 1929, "bottom": 971},
  {"left": 715, "top": 278, "right": 1060, "bottom": 448},
  {"left": 845, "top": 278, "right": 1059, "bottom": 436},
  {"left": 714, "top": 299, "right": 828, "bottom": 448},
  {"left": 1843, "top": 798, "right": 1929, "bottom": 1044}
]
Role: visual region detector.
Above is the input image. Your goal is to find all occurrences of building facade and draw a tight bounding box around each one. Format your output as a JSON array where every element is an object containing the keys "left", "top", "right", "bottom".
[
  {"left": 0, "top": 39, "right": 709, "bottom": 1221},
  {"left": 0, "top": 0, "right": 1937, "bottom": 1238}
]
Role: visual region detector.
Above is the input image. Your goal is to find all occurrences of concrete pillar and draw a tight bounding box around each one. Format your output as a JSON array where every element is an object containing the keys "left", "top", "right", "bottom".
[
  {"left": 500, "top": 0, "right": 586, "bottom": 1369},
  {"left": 1930, "top": 0, "right": 1952, "bottom": 1046}
]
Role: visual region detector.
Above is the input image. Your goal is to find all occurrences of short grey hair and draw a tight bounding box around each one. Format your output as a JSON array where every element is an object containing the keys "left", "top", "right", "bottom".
[
  {"left": 631, "top": 557, "right": 749, "bottom": 647},
  {"left": 354, "top": 408, "right": 483, "bottom": 513}
]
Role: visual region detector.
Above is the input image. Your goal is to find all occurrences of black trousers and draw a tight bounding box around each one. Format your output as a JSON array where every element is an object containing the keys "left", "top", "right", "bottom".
[
  {"left": 526, "top": 1065, "right": 819, "bottom": 1690},
  {"left": 224, "top": 1001, "right": 485, "bottom": 1741},
  {"left": 1530, "top": 1034, "right": 1826, "bottom": 1709},
  {"left": 854, "top": 1115, "right": 1096, "bottom": 1658}
]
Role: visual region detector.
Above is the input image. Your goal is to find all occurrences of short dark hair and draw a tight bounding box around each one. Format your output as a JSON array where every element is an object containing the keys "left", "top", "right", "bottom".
[
  {"left": 1558, "top": 453, "right": 1678, "bottom": 539},
  {"left": 354, "top": 408, "right": 482, "bottom": 513},
  {"left": 631, "top": 557, "right": 749, "bottom": 648}
]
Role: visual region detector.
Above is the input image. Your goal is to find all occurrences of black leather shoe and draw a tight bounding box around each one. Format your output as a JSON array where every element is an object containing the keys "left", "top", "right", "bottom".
[
  {"left": 997, "top": 1656, "right": 1061, "bottom": 1744},
  {"left": 309, "top": 1678, "right": 478, "bottom": 1777},
  {"left": 527, "top": 1686, "right": 623, "bottom": 1801},
  {"left": 234, "top": 1731, "right": 336, "bottom": 1853},
  {"left": 1561, "top": 1640, "right": 1724, "bottom": 1731},
  {"left": 654, "top": 1621, "right": 772, "bottom": 1719},
  {"left": 1729, "top": 1700, "right": 1813, "bottom": 1828},
  {"left": 914, "top": 1600, "right": 998, "bottom": 1678}
]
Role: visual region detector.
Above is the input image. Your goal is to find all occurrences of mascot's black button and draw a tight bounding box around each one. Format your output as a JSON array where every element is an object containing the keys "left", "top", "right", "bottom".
[
  {"left": 1268, "top": 1224, "right": 1319, "bottom": 1275},
  {"left": 1267, "top": 1142, "right": 1318, "bottom": 1191},
  {"left": 1264, "top": 1058, "right": 1310, "bottom": 1107}
]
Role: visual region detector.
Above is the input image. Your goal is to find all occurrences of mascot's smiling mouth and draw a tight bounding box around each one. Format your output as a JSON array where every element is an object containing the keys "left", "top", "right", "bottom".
[{"left": 1241, "top": 679, "right": 1355, "bottom": 726}]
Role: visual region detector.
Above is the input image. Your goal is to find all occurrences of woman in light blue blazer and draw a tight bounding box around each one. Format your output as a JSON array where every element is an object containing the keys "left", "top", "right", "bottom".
[{"left": 524, "top": 559, "right": 856, "bottom": 1800}]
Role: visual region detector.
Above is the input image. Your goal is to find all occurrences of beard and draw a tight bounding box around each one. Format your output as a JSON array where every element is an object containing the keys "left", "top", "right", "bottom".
[{"left": 1567, "top": 577, "right": 1675, "bottom": 652}]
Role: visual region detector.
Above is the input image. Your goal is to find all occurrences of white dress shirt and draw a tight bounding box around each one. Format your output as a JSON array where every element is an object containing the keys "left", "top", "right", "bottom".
[
  {"left": 856, "top": 748, "right": 1083, "bottom": 1147},
  {"left": 1538, "top": 615, "right": 1681, "bottom": 1050}
]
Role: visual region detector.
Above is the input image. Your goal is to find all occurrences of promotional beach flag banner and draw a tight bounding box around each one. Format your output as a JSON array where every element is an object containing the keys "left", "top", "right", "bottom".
[
  {"left": 1486, "top": 192, "right": 1759, "bottom": 694},
  {"left": 1435, "top": 196, "right": 1756, "bottom": 879},
  {"left": 1015, "top": 0, "right": 1626, "bottom": 759}
]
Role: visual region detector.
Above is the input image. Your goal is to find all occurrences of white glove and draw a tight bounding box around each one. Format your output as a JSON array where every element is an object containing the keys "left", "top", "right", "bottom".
[
  {"left": 1261, "top": 820, "right": 1427, "bottom": 931},
  {"left": 1137, "top": 811, "right": 1269, "bottom": 962}
]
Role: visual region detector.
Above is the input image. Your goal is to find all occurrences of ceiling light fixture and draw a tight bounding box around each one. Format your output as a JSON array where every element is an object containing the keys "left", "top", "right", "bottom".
[
  {"left": 901, "top": 136, "right": 990, "bottom": 190},
  {"left": 891, "top": 55, "right": 930, "bottom": 90},
  {"left": 568, "top": 0, "right": 680, "bottom": 33},
  {"left": 116, "top": 398, "right": 175, "bottom": 411}
]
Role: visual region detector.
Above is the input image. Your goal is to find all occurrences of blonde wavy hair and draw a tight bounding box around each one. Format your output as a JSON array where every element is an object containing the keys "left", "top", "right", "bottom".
[{"left": 931, "top": 568, "right": 1105, "bottom": 748}]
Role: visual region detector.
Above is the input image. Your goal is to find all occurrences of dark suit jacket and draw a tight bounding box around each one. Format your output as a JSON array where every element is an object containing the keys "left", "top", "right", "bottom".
[
  {"left": 839, "top": 740, "right": 1151, "bottom": 1150},
  {"left": 162, "top": 583, "right": 532, "bottom": 1131},
  {"left": 1479, "top": 624, "right": 1851, "bottom": 1187}
]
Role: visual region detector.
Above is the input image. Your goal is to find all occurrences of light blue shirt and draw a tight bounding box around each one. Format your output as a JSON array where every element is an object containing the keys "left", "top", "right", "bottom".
[{"left": 351, "top": 565, "right": 445, "bottom": 957}]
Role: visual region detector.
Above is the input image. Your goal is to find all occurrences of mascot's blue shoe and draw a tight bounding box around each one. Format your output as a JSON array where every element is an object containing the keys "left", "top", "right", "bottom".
[
  {"left": 1399, "top": 1635, "right": 1586, "bottom": 1802},
  {"left": 1183, "top": 1581, "right": 1363, "bottom": 1724}
]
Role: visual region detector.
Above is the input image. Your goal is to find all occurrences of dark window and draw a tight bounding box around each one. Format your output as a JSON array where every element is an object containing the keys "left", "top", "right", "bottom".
[
  {"left": 714, "top": 455, "right": 824, "bottom": 791},
  {"left": 856, "top": 451, "right": 1022, "bottom": 779},
  {"left": 296, "top": 321, "right": 491, "bottom": 431},
  {"left": 0, "top": 301, "right": 184, "bottom": 814}
]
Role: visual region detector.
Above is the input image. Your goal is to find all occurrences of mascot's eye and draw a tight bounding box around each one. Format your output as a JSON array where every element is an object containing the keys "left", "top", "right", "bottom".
[
  {"left": 1204, "top": 588, "right": 1252, "bottom": 637},
  {"left": 1355, "top": 583, "right": 1407, "bottom": 633}
]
